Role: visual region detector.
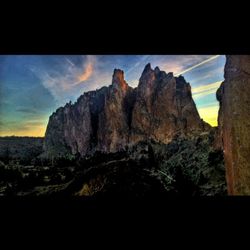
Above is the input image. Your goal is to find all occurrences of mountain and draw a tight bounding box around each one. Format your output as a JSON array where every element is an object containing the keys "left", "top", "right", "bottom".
[
  {"left": 44, "top": 64, "right": 210, "bottom": 157},
  {"left": 217, "top": 55, "right": 250, "bottom": 195},
  {"left": 0, "top": 64, "right": 226, "bottom": 197},
  {"left": 131, "top": 63, "right": 210, "bottom": 144}
]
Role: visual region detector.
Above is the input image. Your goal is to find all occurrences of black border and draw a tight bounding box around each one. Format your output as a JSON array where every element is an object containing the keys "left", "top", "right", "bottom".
[{"left": 1, "top": 19, "right": 250, "bottom": 239}]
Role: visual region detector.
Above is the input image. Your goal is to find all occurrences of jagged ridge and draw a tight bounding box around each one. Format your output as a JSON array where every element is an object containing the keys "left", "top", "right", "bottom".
[{"left": 44, "top": 64, "right": 210, "bottom": 157}]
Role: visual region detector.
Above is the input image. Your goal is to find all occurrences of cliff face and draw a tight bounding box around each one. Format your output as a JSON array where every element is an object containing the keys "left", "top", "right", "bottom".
[
  {"left": 44, "top": 87, "right": 107, "bottom": 156},
  {"left": 44, "top": 64, "right": 209, "bottom": 157},
  {"left": 97, "top": 69, "right": 134, "bottom": 152},
  {"left": 131, "top": 64, "right": 208, "bottom": 144},
  {"left": 217, "top": 55, "right": 250, "bottom": 195},
  {"left": 44, "top": 69, "right": 135, "bottom": 156}
]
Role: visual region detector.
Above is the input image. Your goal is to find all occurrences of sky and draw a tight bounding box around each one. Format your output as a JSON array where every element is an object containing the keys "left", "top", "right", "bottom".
[{"left": 0, "top": 55, "right": 226, "bottom": 137}]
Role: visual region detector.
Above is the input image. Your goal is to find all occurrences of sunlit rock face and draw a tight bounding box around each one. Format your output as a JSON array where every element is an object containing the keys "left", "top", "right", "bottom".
[
  {"left": 97, "top": 69, "right": 134, "bottom": 152},
  {"left": 217, "top": 55, "right": 250, "bottom": 195},
  {"left": 44, "top": 64, "right": 210, "bottom": 157},
  {"left": 44, "top": 69, "right": 135, "bottom": 156},
  {"left": 131, "top": 63, "right": 209, "bottom": 144}
]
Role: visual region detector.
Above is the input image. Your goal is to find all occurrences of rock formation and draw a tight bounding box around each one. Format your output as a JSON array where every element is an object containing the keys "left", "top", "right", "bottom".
[
  {"left": 131, "top": 64, "right": 209, "bottom": 144},
  {"left": 217, "top": 55, "right": 250, "bottom": 195},
  {"left": 44, "top": 64, "right": 210, "bottom": 157},
  {"left": 96, "top": 69, "right": 134, "bottom": 152}
]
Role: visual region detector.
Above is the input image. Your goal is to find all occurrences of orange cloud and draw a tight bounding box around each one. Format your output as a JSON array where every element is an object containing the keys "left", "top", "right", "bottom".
[{"left": 77, "top": 62, "right": 93, "bottom": 83}]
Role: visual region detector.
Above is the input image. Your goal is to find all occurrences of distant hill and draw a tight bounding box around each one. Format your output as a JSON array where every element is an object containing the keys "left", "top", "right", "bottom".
[{"left": 0, "top": 136, "right": 44, "bottom": 164}]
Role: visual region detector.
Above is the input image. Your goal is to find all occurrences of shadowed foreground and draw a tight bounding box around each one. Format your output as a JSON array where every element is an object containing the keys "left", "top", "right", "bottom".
[{"left": 0, "top": 131, "right": 226, "bottom": 197}]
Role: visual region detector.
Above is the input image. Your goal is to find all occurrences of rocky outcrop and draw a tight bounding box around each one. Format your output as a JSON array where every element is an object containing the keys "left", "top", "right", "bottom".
[
  {"left": 97, "top": 69, "right": 134, "bottom": 152},
  {"left": 131, "top": 64, "right": 209, "bottom": 144},
  {"left": 217, "top": 55, "right": 250, "bottom": 195},
  {"left": 44, "top": 86, "right": 107, "bottom": 156},
  {"left": 44, "top": 64, "right": 210, "bottom": 157}
]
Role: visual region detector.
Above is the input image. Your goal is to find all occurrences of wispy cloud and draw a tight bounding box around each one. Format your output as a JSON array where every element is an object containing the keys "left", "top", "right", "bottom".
[
  {"left": 74, "top": 56, "right": 95, "bottom": 85},
  {"left": 29, "top": 55, "right": 97, "bottom": 104},
  {"left": 192, "top": 81, "right": 222, "bottom": 99},
  {"left": 16, "top": 107, "right": 38, "bottom": 114},
  {"left": 153, "top": 55, "right": 208, "bottom": 74},
  {"left": 174, "top": 55, "right": 220, "bottom": 76},
  {"left": 189, "top": 65, "right": 224, "bottom": 85},
  {"left": 192, "top": 81, "right": 221, "bottom": 127},
  {"left": 196, "top": 101, "right": 219, "bottom": 109},
  {"left": 126, "top": 55, "right": 151, "bottom": 75},
  {"left": 125, "top": 55, "right": 210, "bottom": 85},
  {"left": 65, "top": 57, "right": 75, "bottom": 67},
  {"left": 77, "top": 63, "right": 93, "bottom": 82}
]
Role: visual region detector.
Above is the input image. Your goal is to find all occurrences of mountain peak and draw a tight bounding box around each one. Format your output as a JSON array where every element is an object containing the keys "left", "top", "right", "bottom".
[
  {"left": 142, "top": 63, "right": 153, "bottom": 73},
  {"left": 45, "top": 64, "right": 209, "bottom": 157},
  {"left": 112, "top": 69, "right": 128, "bottom": 91},
  {"left": 112, "top": 68, "right": 124, "bottom": 82},
  {"left": 154, "top": 66, "right": 160, "bottom": 74},
  {"left": 176, "top": 74, "right": 186, "bottom": 82}
]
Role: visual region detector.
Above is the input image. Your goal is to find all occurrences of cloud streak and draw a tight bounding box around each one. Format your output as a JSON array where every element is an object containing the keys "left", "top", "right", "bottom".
[
  {"left": 29, "top": 55, "right": 97, "bottom": 104},
  {"left": 126, "top": 55, "right": 151, "bottom": 75},
  {"left": 77, "top": 63, "right": 93, "bottom": 82},
  {"left": 65, "top": 57, "right": 75, "bottom": 67},
  {"left": 192, "top": 81, "right": 222, "bottom": 99},
  {"left": 16, "top": 107, "right": 38, "bottom": 114},
  {"left": 174, "top": 55, "right": 220, "bottom": 76},
  {"left": 74, "top": 56, "right": 95, "bottom": 85}
]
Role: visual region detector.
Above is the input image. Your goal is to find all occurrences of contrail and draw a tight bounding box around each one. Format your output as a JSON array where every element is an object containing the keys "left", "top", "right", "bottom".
[
  {"left": 65, "top": 57, "right": 75, "bottom": 67},
  {"left": 126, "top": 55, "right": 151, "bottom": 74},
  {"left": 174, "top": 55, "right": 220, "bottom": 76}
]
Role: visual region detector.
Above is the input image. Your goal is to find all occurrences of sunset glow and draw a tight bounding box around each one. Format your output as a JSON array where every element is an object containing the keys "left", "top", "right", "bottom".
[
  {"left": 77, "top": 62, "right": 93, "bottom": 83},
  {"left": 0, "top": 55, "right": 225, "bottom": 136}
]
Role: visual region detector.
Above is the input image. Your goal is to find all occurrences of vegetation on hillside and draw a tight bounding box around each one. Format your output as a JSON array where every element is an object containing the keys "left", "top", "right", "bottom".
[{"left": 0, "top": 132, "right": 226, "bottom": 197}]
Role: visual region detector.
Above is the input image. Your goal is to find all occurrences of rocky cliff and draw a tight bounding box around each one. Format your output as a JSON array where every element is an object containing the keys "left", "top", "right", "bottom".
[
  {"left": 96, "top": 69, "right": 135, "bottom": 152},
  {"left": 217, "top": 55, "right": 250, "bottom": 195},
  {"left": 131, "top": 64, "right": 209, "bottom": 144},
  {"left": 44, "top": 64, "right": 210, "bottom": 157}
]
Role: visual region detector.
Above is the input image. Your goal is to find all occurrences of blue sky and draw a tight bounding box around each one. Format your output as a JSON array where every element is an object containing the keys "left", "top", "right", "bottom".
[{"left": 0, "top": 55, "right": 225, "bottom": 136}]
